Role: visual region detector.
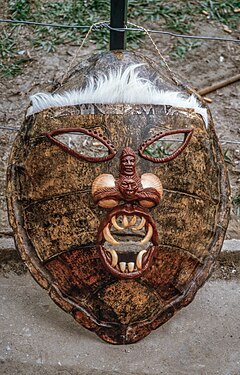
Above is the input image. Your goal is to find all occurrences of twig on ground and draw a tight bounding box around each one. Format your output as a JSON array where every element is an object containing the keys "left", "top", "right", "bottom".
[{"left": 197, "top": 73, "right": 240, "bottom": 96}]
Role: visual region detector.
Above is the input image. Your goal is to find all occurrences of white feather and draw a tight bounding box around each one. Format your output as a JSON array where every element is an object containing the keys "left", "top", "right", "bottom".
[{"left": 27, "top": 64, "right": 208, "bottom": 127}]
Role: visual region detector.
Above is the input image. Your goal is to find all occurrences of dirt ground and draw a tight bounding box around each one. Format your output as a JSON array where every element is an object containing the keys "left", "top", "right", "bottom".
[{"left": 0, "top": 16, "right": 240, "bottom": 242}]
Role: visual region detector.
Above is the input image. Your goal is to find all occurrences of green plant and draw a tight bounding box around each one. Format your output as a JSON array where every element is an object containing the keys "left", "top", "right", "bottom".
[
  {"left": 9, "top": 0, "right": 30, "bottom": 20},
  {"left": 144, "top": 141, "right": 173, "bottom": 158},
  {"left": 172, "top": 39, "right": 202, "bottom": 59},
  {"left": 0, "top": 59, "right": 25, "bottom": 77},
  {"left": 0, "top": 30, "right": 16, "bottom": 59},
  {"left": 199, "top": 0, "right": 240, "bottom": 29},
  {"left": 232, "top": 195, "right": 240, "bottom": 217},
  {"left": 223, "top": 149, "right": 234, "bottom": 165},
  {"left": 0, "top": 28, "right": 26, "bottom": 77}
]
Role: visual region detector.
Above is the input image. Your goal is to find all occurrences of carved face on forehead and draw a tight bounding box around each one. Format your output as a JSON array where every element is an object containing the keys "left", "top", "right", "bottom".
[{"left": 45, "top": 104, "right": 193, "bottom": 278}]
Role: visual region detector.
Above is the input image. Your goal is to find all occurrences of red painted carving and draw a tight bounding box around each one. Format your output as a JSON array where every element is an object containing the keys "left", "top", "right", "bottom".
[
  {"left": 46, "top": 127, "right": 116, "bottom": 162},
  {"left": 139, "top": 128, "right": 193, "bottom": 163},
  {"left": 92, "top": 147, "right": 163, "bottom": 279},
  {"left": 92, "top": 147, "right": 162, "bottom": 208},
  {"left": 118, "top": 147, "right": 143, "bottom": 200}
]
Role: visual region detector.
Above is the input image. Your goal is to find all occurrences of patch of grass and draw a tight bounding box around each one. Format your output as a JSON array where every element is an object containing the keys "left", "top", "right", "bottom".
[
  {"left": 224, "top": 149, "right": 234, "bottom": 165},
  {"left": 232, "top": 195, "right": 240, "bottom": 217},
  {"left": 154, "top": 2, "right": 197, "bottom": 34},
  {"left": 0, "top": 29, "right": 16, "bottom": 59},
  {"left": 171, "top": 39, "right": 202, "bottom": 59},
  {"left": 199, "top": 0, "right": 240, "bottom": 29},
  {"left": 143, "top": 140, "right": 174, "bottom": 159},
  {"left": 0, "top": 28, "right": 26, "bottom": 77},
  {"left": 31, "top": 1, "right": 111, "bottom": 47},
  {"left": 0, "top": 59, "right": 25, "bottom": 77},
  {"left": 9, "top": 0, "right": 30, "bottom": 20}
]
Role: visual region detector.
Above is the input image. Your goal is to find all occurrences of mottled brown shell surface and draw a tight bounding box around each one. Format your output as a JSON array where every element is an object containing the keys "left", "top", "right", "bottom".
[{"left": 6, "top": 51, "right": 230, "bottom": 344}]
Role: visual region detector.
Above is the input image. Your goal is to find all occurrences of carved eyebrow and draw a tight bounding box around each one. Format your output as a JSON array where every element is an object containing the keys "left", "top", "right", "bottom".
[
  {"left": 45, "top": 127, "right": 116, "bottom": 162},
  {"left": 138, "top": 128, "right": 193, "bottom": 163}
]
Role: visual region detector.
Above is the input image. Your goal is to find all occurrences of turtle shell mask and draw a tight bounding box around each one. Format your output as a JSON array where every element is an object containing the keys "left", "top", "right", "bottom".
[{"left": 7, "top": 51, "right": 230, "bottom": 344}]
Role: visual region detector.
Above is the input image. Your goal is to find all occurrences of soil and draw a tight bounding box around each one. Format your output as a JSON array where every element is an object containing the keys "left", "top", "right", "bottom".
[{"left": 0, "top": 17, "right": 239, "bottom": 243}]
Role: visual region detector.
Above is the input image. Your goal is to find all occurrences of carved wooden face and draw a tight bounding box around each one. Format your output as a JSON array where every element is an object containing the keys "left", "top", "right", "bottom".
[
  {"left": 46, "top": 107, "right": 193, "bottom": 279},
  {"left": 7, "top": 103, "right": 230, "bottom": 344}
]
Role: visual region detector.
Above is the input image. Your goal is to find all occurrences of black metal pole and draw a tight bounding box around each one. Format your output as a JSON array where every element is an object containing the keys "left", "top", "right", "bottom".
[{"left": 110, "top": 0, "right": 128, "bottom": 50}]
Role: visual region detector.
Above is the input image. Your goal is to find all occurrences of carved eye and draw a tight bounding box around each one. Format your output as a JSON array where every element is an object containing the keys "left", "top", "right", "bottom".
[
  {"left": 46, "top": 128, "right": 116, "bottom": 162},
  {"left": 139, "top": 129, "right": 193, "bottom": 163}
]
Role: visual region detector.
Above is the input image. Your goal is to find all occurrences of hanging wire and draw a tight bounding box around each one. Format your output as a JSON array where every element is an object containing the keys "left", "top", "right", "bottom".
[
  {"left": 59, "top": 20, "right": 108, "bottom": 85},
  {"left": 0, "top": 19, "right": 240, "bottom": 43},
  {"left": 127, "top": 22, "right": 173, "bottom": 73},
  {"left": 0, "top": 18, "right": 98, "bottom": 28}
]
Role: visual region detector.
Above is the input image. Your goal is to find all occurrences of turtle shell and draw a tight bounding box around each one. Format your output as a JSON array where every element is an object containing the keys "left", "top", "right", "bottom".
[{"left": 7, "top": 51, "right": 230, "bottom": 344}]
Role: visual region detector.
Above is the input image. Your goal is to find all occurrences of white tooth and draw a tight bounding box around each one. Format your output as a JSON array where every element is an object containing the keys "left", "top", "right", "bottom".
[
  {"left": 111, "top": 215, "right": 124, "bottom": 230},
  {"left": 140, "top": 224, "right": 153, "bottom": 245},
  {"left": 136, "top": 250, "right": 147, "bottom": 270},
  {"left": 128, "top": 262, "right": 135, "bottom": 272},
  {"left": 106, "top": 249, "right": 118, "bottom": 267},
  {"left": 122, "top": 215, "right": 129, "bottom": 228},
  {"left": 128, "top": 215, "right": 137, "bottom": 226},
  {"left": 103, "top": 224, "right": 119, "bottom": 245},
  {"left": 119, "top": 262, "right": 126, "bottom": 273},
  {"left": 132, "top": 216, "right": 146, "bottom": 231}
]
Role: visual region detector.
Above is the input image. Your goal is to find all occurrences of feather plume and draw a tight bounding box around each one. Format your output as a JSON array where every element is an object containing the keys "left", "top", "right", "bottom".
[{"left": 27, "top": 64, "right": 208, "bottom": 127}]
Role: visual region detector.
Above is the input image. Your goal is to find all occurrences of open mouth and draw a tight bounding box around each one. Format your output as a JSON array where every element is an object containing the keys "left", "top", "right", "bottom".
[{"left": 97, "top": 206, "right": 158, "bottom": 279}]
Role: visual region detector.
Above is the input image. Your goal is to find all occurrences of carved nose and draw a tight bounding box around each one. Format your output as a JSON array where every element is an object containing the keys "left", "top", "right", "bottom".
[{"left": 119, "top": 147, "right": 137, "bottom": 177}]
